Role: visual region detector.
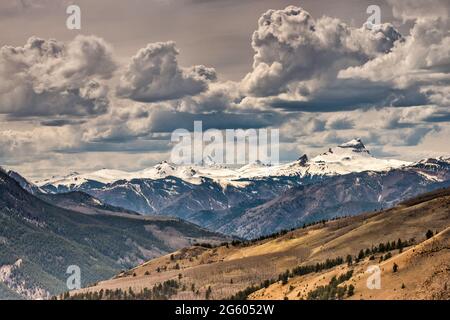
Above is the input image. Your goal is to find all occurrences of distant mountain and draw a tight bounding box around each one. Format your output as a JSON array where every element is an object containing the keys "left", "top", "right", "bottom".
[
  {"left": 220, "top": 158, "right": 450, "bottom": 238},
  {"left": 0, "top": 169, "right": 227, "bottom": 299},
  {"left": 38, "top": 138, "right": 409, "bottom": 189},
  {"left": 38, "top": 191, "right": 141, "bottom": 216},
  {"left": 36, "top": 139, "right": 450, "bottom": 238}
]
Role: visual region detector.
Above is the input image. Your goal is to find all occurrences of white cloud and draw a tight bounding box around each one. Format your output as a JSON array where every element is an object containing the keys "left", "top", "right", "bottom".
[
  {"left": 387, "top": 0, "right": 449, "bottom": 22},
  {"left": 339, "top": 1, "right": 450, "bottom": 110},
  {"left": 339, "top": 18, "right": 450, "bottom": 89},
  {"left": 0, "top": 35, "right": 117, "bottom": 118},
  {"left": 241, "top": 6, "right": 402, "bottom": 98},
  {"left": 117, "top": 41, "right": 216, "bottom": 103}
]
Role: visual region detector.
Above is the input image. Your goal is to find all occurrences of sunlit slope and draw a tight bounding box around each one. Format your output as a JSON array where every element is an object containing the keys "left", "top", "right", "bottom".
[{"left": 72, "top": 187, "right": 450, "bottom": 300}]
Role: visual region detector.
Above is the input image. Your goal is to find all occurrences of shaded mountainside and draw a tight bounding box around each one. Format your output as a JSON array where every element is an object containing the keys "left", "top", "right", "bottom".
[
  {"left": 69, "top": 187, "right": 450, "bottom": 300},
  {"left": 41, "top": 175, "right": 304, "bottom": 232},
  {"left": 0, "top": 170, "right": 227, "bottom": 299},
  {"left": 221, "top": 166, "right": 450, "bottom": 238},
  {"left": 38, "top": 191, "right": 140, "bottom": 216},
  {"left": 37, "top": 150, "right": 450, "bottom": 239}
]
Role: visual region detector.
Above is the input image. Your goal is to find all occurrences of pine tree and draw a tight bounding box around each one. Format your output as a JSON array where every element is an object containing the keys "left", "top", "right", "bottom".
[
  {"left": 397, "top": 238, "right": 403, "bottom": 249},
  {"left": 393, "top": 263, "right": 399, "bottom": 273},
  {"left": 358, "top": 249, "right": 365, "bottom": 260},
  {"left": 205, "top": 286, "right": 212, "bottom": 300},
  {"left": 347, "top": 284, "right": 355, "bottom": 297},
  {"left": 346, "top": 255, "right": 353, "bottom": 266}
]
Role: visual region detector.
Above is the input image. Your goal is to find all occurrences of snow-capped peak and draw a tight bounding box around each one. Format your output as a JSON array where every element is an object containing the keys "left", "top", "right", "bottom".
[
  {"left": 313, "top": 138, "right": 372, "bottom": 163},
  {"left": 338, "top": 138, "right": 367, "bottom": 151},
  {"left": 309, "top": 138, "right": 409, "bottom": 175},
  {"left": 37, "top": 139, "right": 413, "bottom": 188},
  {"left": 238, "top": 160, "right": 270, "bottom": 172}
]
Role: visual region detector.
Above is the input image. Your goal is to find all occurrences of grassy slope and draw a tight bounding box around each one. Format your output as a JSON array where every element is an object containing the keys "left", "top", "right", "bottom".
[
  {"left": 73, "top": 188, "right": 450, "bottom": 300},
  {"left": 250, "top": 228, "right": 449, "bottom": 300}
]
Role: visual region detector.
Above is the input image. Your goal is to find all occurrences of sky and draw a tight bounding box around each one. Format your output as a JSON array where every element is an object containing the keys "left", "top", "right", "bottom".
[{"left": 1, "top": 0, "right": 450, "bottom": 180}]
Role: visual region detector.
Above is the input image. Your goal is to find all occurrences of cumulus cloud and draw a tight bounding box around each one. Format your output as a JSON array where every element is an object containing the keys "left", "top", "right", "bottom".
[
  {"left": 339, "top": 18, "right": 450, "bottom": 89},
  {"left": 3, "top": 3, "right": 450, "bottom": 175},
  {"left": 117, "top": 41, "right": 216, "bottom": 103},
  {"left": 0, "top": 35, "right": 117, "bottom": 118},
  {"left": 177, "top": 81, "right": 242, "bottom": 113},
  {"left": 339, "top": 0, "right": 450, "bottom": 111},
  {"left": 239, "top": 3, "right": 450, "bottom": 121},
  {"left": 388, "top": 0, "right": 450, "bottom": 22},
  {"left": 241, "top": 6, "right": 402, "bottom": 98}
]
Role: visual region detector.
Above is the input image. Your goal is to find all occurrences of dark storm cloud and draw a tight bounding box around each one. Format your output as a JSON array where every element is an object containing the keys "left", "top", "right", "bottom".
[
  {"left": 40, "top": 119, "right": 86, "bottom": 127},
  {"left": 268, "top": 83, "right": 429, "bottom": 112},
  {"left": 422, "top": 111, "right": 450, "bottom": 123},
  {"left": 148, "top": 110, "right": 286, "bottom": 133}
]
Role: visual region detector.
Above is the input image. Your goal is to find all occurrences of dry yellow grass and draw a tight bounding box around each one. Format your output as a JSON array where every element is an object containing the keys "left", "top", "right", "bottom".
[
  {"left": 250, "top": 228, "right": 449, "bottom": 300},
  {"left": 73, "top": 189, "right": 450, "bottom": 300}
]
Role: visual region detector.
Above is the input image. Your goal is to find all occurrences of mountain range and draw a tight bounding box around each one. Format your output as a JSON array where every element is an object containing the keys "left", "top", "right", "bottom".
[{"left": 34, "top": 139, "right": 450, "bottom": 238}]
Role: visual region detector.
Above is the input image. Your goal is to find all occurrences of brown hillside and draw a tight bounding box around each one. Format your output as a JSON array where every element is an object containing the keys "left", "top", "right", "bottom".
[
  {"left": 70, "top": 188, "right": 450, "bottom": 300},
  {"left": 250, "top": 228, "right": 449, "bottom": 300}
]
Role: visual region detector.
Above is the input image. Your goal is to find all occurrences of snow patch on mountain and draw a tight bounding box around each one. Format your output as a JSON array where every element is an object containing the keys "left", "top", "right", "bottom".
[
  {"left": 308, "top": 138, "right": 409, "bottom": 175},
  {"left": 37, "top": 139, "right": 412, "bottom": 189}
]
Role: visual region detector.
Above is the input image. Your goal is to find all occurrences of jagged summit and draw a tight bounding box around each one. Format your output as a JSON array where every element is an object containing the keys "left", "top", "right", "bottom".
[
  {"left": 338, "top": 138, "right": 367, "bottom": 150},
  {"left": 314, "top": 138, "right": 371, "bottom": 161},
  {"left": 297, "top": 154, "right": 309, "bottom": 166},
  {"left": 337, "top": 138, "right": 371, "bottom": 156},
  {"left": 38, "top": 139, "right": 412, "bottom": 188}
]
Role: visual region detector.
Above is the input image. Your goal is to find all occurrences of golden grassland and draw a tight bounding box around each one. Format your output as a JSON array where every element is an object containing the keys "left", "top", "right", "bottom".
[{"left": 71, "top": 189, "right": 450, "bottom": 300}]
